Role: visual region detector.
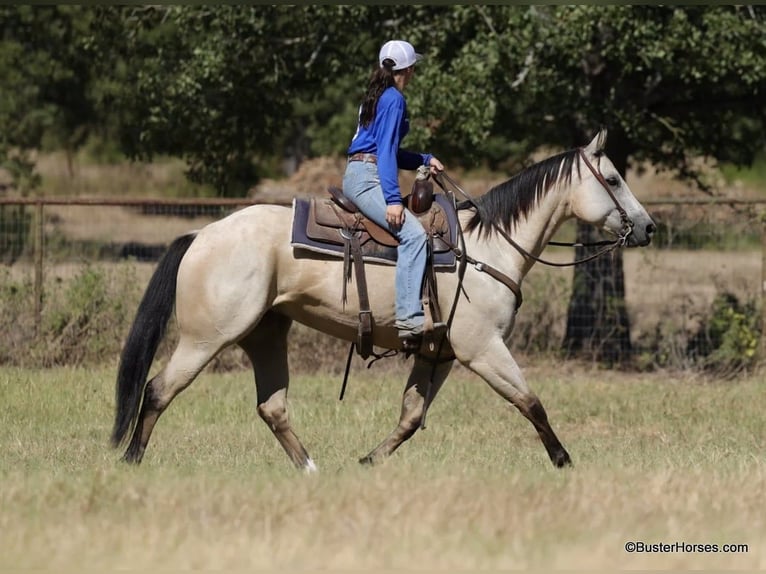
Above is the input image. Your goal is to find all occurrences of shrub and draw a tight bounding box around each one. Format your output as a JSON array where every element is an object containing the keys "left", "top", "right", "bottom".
[
  {"left": 686, "top": 292, "right": 759, "bottom": 376},
  {"left": 0, "top": 269, "right": 37, "bottom": 364},
  {"left": 636, "top": 291, "right": 760, "bottom": 376},
  {"left": 34, "top": 264, "right": 142, "bottom": 366}
]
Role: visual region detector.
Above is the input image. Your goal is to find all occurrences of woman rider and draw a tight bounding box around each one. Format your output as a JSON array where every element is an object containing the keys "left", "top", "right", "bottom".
[{"left": 342, "top": 40, "right": 444, "bottom": 343}]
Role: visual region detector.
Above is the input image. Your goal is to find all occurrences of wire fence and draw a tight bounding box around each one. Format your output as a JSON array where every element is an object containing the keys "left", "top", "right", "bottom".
[{"left": 1, "top": 195, "right": 765, "bottom": 371}]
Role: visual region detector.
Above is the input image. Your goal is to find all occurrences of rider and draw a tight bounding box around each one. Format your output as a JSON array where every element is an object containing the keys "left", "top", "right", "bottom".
[{"left": 342, "top": 39, "right": 444, "bottom": 343}]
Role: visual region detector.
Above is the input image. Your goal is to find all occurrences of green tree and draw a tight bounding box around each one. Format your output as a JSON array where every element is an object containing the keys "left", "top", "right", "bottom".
[
  {"left": 0, "top": 6, "right": 102, "bottom": 190},
  {"left": 104, "top": 6, "right": 389, "bottom": 195},
  {"left": 106, "top": 6, "right": 480, "bottom": 194}
]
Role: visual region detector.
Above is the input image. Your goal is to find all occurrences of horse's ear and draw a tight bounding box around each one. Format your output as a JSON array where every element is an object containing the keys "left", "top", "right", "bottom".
[{"left": 585, "top": 128, "right": 608, "bottom": 155}]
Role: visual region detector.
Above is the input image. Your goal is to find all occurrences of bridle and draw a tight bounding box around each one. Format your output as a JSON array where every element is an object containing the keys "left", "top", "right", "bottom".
[{"left": 576, "top": 147, "right": 634, "bottom": 248}]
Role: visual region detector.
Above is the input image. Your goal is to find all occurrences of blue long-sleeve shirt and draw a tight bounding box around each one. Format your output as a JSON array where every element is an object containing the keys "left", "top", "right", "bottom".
[{"left": 347, "top": 86, "right": 433, "bottom": 205}]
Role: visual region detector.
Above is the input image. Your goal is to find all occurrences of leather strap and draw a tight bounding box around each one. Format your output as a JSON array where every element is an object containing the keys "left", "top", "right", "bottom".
[
  {"left": 440, "top": 235, "right": 523, "bottom": 310},
  {"left": 465, "top": 254, "right": 523, "bottom": 310},
  {"left": 348, "top": 232, "right": 374, "bottom": 358},
  {"left": 577, "top": 148, "right": 631, "bottom": 234},
  {"left": 423, "top": 234, "right": 442, "bottom": 324}
]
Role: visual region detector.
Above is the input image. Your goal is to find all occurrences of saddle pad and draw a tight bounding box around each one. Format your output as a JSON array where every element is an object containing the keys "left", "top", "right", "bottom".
[{"left": 290, "top": 193, "right": 458, "bottom": 269}]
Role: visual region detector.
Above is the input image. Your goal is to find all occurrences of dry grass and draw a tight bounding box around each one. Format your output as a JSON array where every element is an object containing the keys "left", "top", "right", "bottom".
[
  {"left": 623, "top": 247, "right": 760, "bottom": 335},
  {"left": 1, "top": 365, "right": 764, "bottom": 570},
  {"left": 34, "top": 152, "right": 211, "bottom": 198},
  {"left": 45, "top": 203, "right": 220, "bottom": 244}
]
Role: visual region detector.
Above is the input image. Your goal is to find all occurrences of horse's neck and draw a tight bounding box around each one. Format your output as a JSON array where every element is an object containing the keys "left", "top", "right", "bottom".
[
  {"left": 474, "top": 187, "right": 571, "bottom": 280},
  {"left": 522, "top": 188, "right": 571, "bottom": 259}
]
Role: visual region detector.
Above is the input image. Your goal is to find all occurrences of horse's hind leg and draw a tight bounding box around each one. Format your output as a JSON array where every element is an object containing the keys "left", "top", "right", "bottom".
[
  {"left": 463, "top": 338, "right": 571, "bottom": 468},
  {"left": 123, "top": 338, "right": 218, "bottom": 463},
  {"left": 360, "top": 356, "right": 453, "bottom": 465},
  {"left": 238, "top": 311, "right": 315, "bottom": 472}
]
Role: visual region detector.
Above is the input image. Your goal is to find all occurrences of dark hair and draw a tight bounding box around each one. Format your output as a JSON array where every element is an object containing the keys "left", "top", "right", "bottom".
[{"left": 359, "top": 58, "right": 396, "bottom": 127}]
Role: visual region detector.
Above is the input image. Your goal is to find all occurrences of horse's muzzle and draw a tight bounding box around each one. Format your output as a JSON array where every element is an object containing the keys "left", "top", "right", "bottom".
[{"left": 626, "top": 221, "right": 656, "bottom": 247}]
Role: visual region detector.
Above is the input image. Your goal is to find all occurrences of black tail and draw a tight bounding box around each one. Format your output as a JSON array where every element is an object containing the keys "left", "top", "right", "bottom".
[{"left": 111, "top": 233, "right": 197, "bottom": 447}]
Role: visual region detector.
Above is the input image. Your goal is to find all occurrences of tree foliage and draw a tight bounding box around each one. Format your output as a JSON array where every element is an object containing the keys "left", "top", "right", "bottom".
[
  {"left": 499, "top": 6, "right": 766, "bottom": 182},
  {"left": 3, "top": 6, "right": 765, "bottom": 195},
  {"left": 0, "top": 6, "right": 103, "bottom": 191}
]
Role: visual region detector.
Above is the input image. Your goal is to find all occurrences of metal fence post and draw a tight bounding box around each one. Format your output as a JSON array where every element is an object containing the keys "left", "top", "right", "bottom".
[
  {"left": 761, "top": 212, "right": 766, "bottom": 360},
  {"left": 34, "top": 199, "right": 43, "bottom": 335}
]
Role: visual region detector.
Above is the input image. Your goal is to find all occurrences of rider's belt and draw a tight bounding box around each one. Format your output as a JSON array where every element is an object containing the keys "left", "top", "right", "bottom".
[{"left": 348, "top": 153, "right": 377, "bottom": 164}]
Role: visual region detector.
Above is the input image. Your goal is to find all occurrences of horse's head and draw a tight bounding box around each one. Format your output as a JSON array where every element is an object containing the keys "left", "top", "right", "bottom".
[{"left": 570, "top": 129, "right": 655, "bottom": 247}]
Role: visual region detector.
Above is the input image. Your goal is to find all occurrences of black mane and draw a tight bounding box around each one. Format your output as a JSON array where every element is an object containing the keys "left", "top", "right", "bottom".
[{"left": 461, "top": 149, "right": 581, "bottom": 236}]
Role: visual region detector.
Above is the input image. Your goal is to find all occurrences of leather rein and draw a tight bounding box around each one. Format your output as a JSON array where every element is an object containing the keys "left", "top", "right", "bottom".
[{"left": 437, "top": 147, "right": 635, "bottom": 270}]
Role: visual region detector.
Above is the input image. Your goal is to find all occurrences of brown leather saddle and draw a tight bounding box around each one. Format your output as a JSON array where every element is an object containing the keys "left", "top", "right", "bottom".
[
  {"left": 305, "top": 185, "right": 452, "bottom": 253},
  {"left": 290, "top": 181, "right": 458, "bottom": 359}
]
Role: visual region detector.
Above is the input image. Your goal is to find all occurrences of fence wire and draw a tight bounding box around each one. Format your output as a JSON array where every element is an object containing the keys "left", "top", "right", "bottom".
[{"left": 1, "top": 197, "right": 764, "bottom": 372}]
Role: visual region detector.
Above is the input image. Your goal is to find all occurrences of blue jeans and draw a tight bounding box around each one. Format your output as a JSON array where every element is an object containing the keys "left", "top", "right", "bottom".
[{"left": 342, "top": 159, "right": 426, "bottom": 329}]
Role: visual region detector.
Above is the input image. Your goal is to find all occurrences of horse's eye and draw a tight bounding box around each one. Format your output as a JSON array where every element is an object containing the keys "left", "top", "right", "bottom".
[{"left": 606, "top": 176, "right": 619, "bottom": 187}]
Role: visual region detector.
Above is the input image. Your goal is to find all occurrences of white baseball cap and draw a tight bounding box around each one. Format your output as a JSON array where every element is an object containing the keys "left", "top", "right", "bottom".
[{"left": 379, "top": 40, "right": 423, "bottom": 71}]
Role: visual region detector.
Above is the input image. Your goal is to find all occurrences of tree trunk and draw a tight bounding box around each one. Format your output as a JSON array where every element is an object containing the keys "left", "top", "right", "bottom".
[
  {"left": 562, "top": 132, "right": 633, "bottom": 365},
  {"left": 563, "top": 226, "right": 631, "bottom": 364}
]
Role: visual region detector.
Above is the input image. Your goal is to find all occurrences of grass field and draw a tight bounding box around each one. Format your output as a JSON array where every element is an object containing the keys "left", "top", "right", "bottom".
[{"left": 1, "top": 363, "right": 764, "bottom": 570}]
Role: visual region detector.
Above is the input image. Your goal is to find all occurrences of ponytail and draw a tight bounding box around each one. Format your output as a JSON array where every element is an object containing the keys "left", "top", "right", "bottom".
[{"left": 359, "top": 58, "right": 396, "bottom": 127}]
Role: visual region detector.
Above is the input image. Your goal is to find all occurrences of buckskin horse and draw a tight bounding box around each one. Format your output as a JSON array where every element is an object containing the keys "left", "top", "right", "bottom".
[{"left": 111, "top": 129, "right": 655, "bottom": 471}]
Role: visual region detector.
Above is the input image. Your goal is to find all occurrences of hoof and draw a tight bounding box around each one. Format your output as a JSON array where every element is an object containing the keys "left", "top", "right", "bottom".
[
  {"left": 552, "top": 450, "right": 572, "bottom": 468},
  {"left": 358, "top": 454, "right": 375, "bottom": 466},
  {"left": 121, "top": 444, "right": 144, "bottom": 465},
  {"left": 121, "top": 453, "right": 142, "bottom": 465}
]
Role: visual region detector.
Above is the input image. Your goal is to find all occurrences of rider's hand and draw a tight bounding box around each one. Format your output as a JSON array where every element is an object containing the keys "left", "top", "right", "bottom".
[
  {"left": 429, "top": 156, "right": 445, "bottom": 175},
  {"left": 386, "top": 204, "right": 405, "bottom": 228}
]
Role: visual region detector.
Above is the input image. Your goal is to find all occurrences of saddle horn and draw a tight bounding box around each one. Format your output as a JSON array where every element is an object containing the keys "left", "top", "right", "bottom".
[{"left": 408, "top": 166, "right": 434, "bottom": 214}]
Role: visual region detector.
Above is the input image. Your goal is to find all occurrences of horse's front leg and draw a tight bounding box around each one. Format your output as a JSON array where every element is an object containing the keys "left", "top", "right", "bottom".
[
  {"left": 360, "top": 356, "right": 453, "bottom": 465},
  {"left": 461, "top": 337, "right": 571, "bottom": 468}
]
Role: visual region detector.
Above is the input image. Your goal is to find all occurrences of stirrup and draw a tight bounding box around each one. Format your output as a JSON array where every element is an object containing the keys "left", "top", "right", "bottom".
[
  {"left": 397, "top": 324, "right": 423, "bottom": 353},
  {"left": 423, "top": 322, "right": 448, "bottom": 352},
  {"left": 400, "top": 336, "right": 421, "bottom": 353},
  {"left": 398, "top": 322, "right": 448, "bottom": 354}
]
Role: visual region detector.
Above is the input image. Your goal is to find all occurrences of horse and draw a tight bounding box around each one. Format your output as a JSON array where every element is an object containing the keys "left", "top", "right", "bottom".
[{"left": 110, "top": 129, "right": 655, "bottom": 471}]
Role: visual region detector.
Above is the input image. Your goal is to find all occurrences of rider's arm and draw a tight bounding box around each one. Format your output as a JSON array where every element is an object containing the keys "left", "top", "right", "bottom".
[{"left": 375, "top": 96, "right": 405, "bottom": 206}]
